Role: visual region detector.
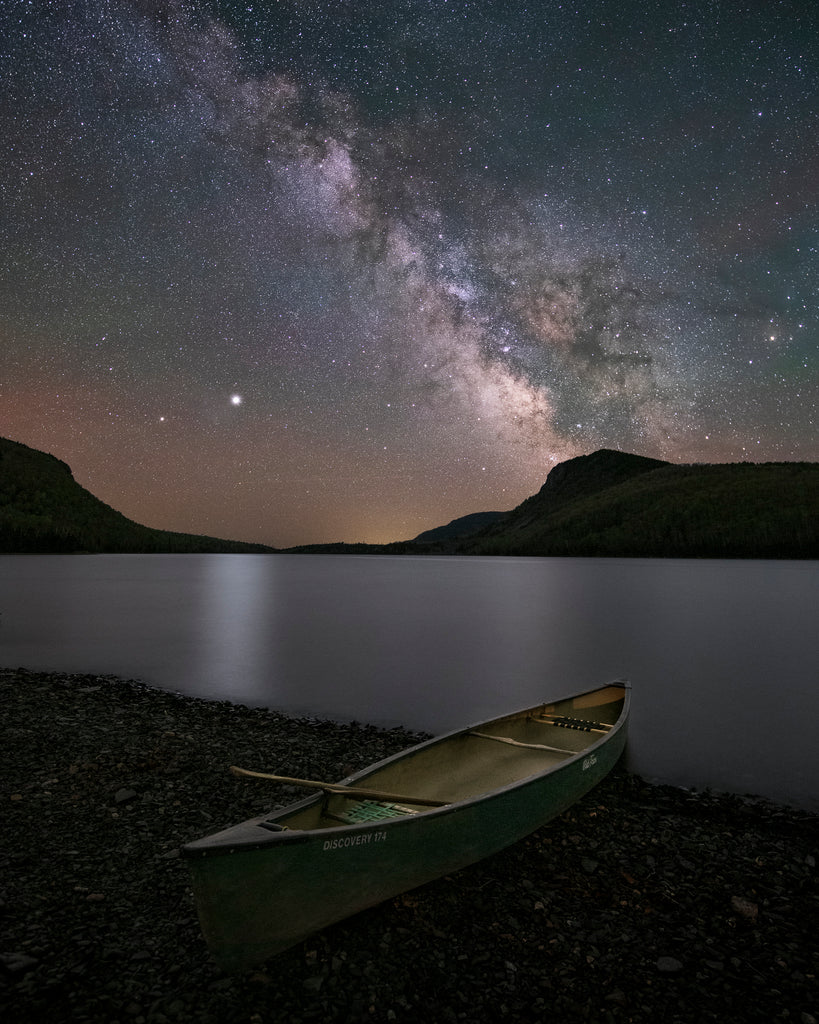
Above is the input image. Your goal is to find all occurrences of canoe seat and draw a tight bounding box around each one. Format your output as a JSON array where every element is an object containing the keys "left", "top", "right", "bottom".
[
  {"left": 331, "top": 800, "right": 420, "bottom": 824},
  {"left": 535, "top": 715, "right": 611, "bottom": 733}
]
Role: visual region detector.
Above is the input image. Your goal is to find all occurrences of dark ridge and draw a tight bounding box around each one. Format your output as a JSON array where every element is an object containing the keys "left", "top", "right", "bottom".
[
  {"left": 4, "top": 437, "right": 816, "bottom": 558},
  {"left": 0, "top": 436, "right": 276, "bottom": 553},
  {"left": 506, "top": 449, "right": 670, "bottom": 528},
  {"left": 288, "top": 449, "right": 819, "bottom": 559},
  {"left": 412, "top": 510, "right": 508, "bottom": 543},
  {"left": 461, "top": 450, "right": 819, "bottom": 558}
]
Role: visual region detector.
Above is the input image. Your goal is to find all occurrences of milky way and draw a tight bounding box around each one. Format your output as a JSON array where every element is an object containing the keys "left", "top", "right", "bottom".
[{"left": 2, "top": 0, "right": 816, "bottom": 545}]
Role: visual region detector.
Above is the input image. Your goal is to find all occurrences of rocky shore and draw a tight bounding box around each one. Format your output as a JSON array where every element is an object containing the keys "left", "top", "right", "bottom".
[{"left": 2, "top": 667, "right": 817, "bottom": 1023}]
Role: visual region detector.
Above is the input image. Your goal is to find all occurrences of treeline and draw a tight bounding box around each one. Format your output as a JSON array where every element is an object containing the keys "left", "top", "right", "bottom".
[
  {"left": 0, "top": 437, "right": 274, "bottom": 554},
  {"left": 284, "top": 452, "right": 819, "bottom": 560},
  {"left": 4, "top": 436, "right": 817, "bottom": 559},
  {"left": 0, "top": 511, "right": 273, "bottom": 554},
  {"left": 462, "top": 461, "right": 819, "bottom": 559}
]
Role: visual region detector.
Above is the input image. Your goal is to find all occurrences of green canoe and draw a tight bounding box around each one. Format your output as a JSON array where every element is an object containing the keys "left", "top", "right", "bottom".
[{"left": 183, "top": 680, "right": 630, "bottom": 971}]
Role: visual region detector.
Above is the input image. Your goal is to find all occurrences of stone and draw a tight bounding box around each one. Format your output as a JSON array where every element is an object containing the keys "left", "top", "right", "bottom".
[
  {"left": 731, "top": 896, "right": 759, "bottom": 923},
  {"left": 0, "top": 952, "right": 39, "bottom": 974}
]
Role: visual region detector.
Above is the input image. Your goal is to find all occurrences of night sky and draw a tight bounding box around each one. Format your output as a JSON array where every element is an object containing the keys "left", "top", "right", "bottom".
[{"left": 2, "top": 0, "right": 817, "bottom": 547}]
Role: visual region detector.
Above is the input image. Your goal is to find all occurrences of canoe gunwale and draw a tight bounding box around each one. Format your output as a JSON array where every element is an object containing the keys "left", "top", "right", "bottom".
[{"left": 183, "top": 680, "right": 630, "bottom": 859}]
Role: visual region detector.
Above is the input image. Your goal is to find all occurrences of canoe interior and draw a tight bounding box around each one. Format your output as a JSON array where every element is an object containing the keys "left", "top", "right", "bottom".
[{"left": 218, "top": 682, "right": 627, "bottom": 839}]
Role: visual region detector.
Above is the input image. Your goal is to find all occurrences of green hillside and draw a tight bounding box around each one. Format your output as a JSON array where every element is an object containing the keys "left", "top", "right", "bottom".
[
  {"left": 462, "top": 452, "right": 819, "bottom": 559},
  {"left": 3, "top": 437, "right": 816, "bottom": 558},
  {"left": 0, "top": 437, "right": 275, "bottom": 554},
  {"left": 412, "top": 511, "right": 507, "bottom": 543},
  {"left": 289, "top": 449, "right": 819, "bottom": 559}
]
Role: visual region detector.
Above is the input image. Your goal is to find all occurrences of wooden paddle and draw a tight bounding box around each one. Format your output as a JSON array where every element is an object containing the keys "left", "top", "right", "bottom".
[{"left": 229, "top": 766, "right": 449, "bottom": 807}]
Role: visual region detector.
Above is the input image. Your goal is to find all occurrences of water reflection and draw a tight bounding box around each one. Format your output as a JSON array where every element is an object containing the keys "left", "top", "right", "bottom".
[
  {"left": 1, "top": 554, "right": 816, "bottom": 809},
  {"left": 195, "top": 555, "right": 279, "bottom": 703}
]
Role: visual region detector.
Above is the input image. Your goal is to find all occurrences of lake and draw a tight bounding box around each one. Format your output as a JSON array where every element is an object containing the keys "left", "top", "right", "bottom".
[{"left": 1, "top": 554, "right": 817, "bottom": 810}]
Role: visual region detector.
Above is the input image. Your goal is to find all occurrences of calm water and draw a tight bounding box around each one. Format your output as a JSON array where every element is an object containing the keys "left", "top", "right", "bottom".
[{"left": 1, "top": 554, "right": 817, "bottom": 810}]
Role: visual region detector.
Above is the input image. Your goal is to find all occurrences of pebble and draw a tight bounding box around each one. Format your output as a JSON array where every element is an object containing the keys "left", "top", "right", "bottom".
[
  {"left": 2, "top": 667, "right": 818, "bottom": 1024},
  {"left": 730, "top": 895, "right": 759, "bottom": 922},
  {"left": 0, "top": 953, "right": 39, "bottom": 975}
]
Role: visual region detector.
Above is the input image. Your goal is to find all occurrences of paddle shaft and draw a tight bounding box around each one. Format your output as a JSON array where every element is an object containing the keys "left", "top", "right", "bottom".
[{"left": 229, "top": 766, "right": 448, "bottom": 807}]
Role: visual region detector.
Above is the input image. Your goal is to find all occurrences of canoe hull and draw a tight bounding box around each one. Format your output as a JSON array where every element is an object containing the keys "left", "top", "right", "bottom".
[{"left": 184, "top": 682, "right": 629, "bottom": 971}]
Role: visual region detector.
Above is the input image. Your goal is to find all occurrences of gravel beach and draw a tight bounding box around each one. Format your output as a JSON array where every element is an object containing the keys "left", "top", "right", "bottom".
[{"left": 2, "top": 667, "right": 817, "bottom": 1023}]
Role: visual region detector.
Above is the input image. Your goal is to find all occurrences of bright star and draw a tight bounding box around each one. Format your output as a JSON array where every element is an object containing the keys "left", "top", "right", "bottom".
[{"left": 230, "top": 394, "right": 243, "bottom": 406}]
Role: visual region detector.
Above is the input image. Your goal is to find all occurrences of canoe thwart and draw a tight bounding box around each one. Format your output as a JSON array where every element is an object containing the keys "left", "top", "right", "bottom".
[
  {"left": 469, "top": 731, "right": 575, "bottom": 755},
  {"left": 229, "top": 766, "right": 449, "bottom": 807}
]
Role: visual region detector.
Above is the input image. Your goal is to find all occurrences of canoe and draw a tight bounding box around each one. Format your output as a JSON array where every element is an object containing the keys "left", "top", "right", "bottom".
[{"left": 183, "top": 680, "right": 630, "bottom": 971}]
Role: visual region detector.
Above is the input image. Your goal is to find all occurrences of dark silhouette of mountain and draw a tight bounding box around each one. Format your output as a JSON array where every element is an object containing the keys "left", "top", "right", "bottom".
[
  {"left": 289, "top": 448, "right": 819, "bottom": 559},
  {"left": 494, "top": 450, "right": 667, "bottom": 529},
  {"left": 0, "top": 437, "right": 275, "bottom": 553},
  {"left": 459, "top": 449, "right": 818, "bottom": 558},
  {"left": 4, "top": 436, "right": 816, "bottom": 558},
  {"left": 412, "top": 510, "right": 507, "bottom": 543}
]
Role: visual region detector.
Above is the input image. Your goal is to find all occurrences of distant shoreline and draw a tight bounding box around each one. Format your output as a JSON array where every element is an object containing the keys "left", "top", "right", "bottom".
[
  {"left": 3, "top": 437, "right": 818, "bottom": 556},
  {"left": 3, "top": 548, "right": 816, "bottom": 561}
]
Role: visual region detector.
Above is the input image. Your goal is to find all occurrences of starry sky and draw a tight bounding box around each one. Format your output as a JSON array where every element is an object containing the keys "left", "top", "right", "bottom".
[{"left": 2, "top": 0, "right": 817, "bottom": 547}]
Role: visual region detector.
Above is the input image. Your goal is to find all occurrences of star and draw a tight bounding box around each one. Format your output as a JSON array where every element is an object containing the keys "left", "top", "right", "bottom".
[{"left": 0, "top": 0, "right": 815, "bottom": 546}]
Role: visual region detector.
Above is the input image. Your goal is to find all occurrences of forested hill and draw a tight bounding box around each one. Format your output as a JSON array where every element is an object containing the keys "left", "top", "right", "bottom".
[
  {"left": 0, "top": 437, "right": 275, "bottom": 553},
  {"left": 3, "top": 437, "right": 817, "bottom": 558},
  {"left": 289, "top": 449, "right": 819, "bottom": 559},
  {"left": 456, "top": 449, "right": 819, "bottom": 558}
]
